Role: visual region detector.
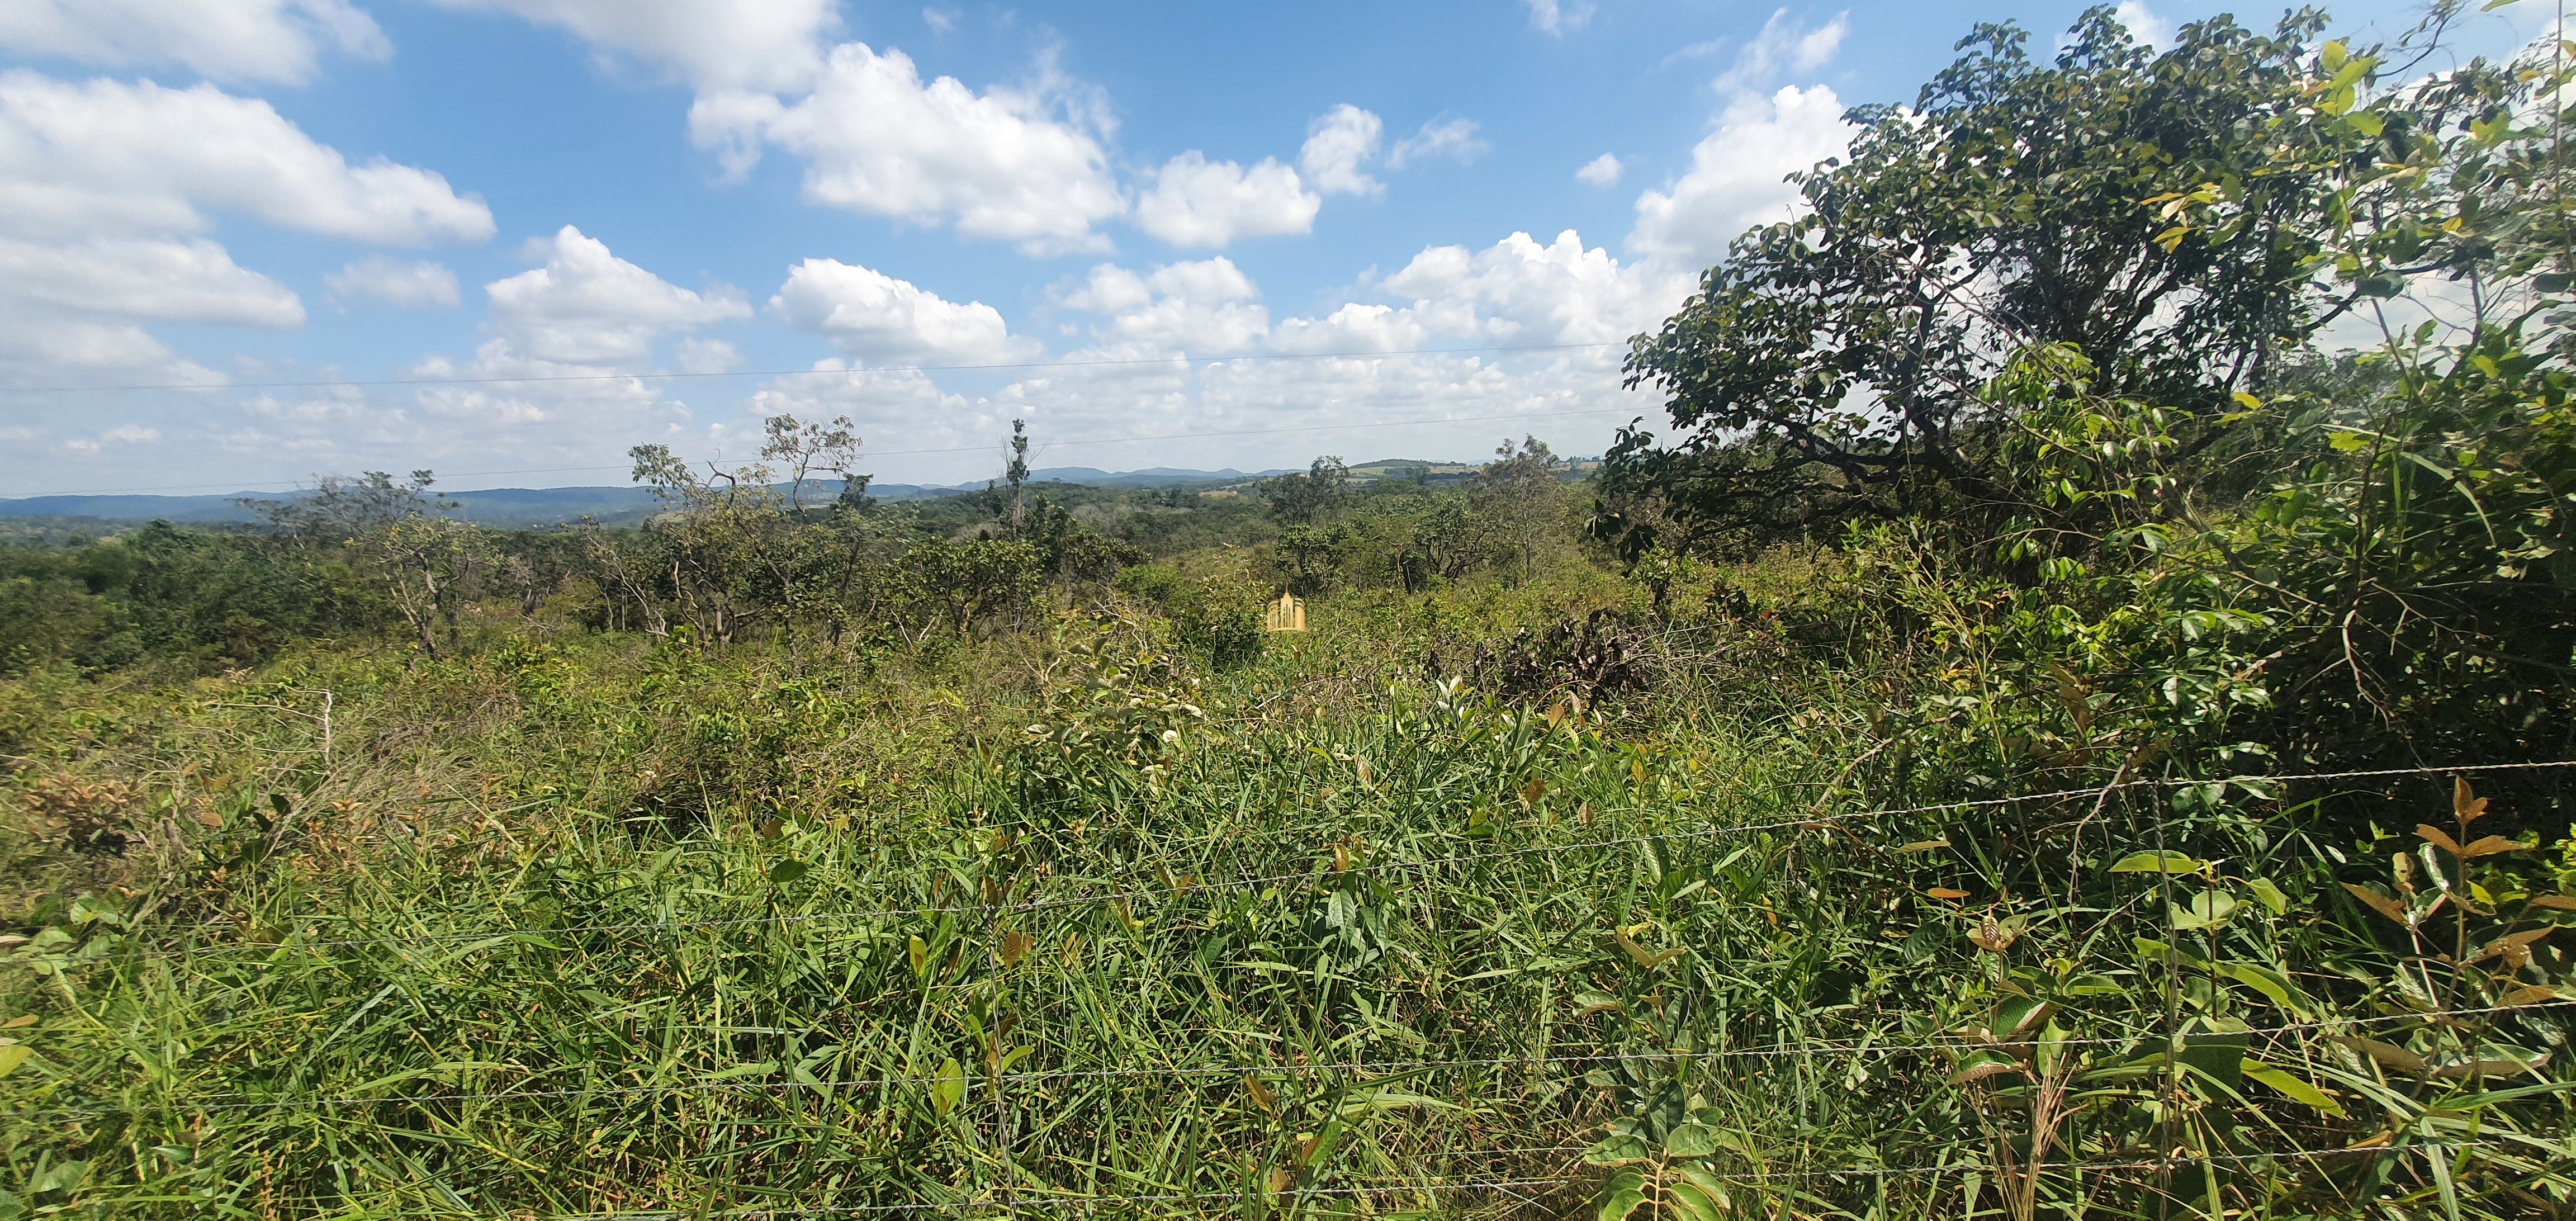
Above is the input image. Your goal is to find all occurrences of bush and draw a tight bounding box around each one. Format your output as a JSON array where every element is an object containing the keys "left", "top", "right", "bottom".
[{"left": 1114, "top": 562, "right": 1266, "bottom": 669}]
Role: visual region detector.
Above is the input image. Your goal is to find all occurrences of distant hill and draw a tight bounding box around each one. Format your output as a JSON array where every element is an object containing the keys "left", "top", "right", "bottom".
[{"left": 0, "top": 465, "right": 1309, "bottom": 528}]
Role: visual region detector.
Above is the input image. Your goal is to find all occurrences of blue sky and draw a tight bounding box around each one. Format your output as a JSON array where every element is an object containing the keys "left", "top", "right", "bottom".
[{"left": 0, "top": 0, "right": 2532, "bottom": 495}]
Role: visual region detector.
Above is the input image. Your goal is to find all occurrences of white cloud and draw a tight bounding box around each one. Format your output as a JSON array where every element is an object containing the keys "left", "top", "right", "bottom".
[
  {"left": 59, "top": 423, "right": 162, "bottom": 455},
  {"left": 0, "top": 71, "right": 487, "bottom": 395},
  {"left": 740, "top": 362, "right": 968, "bottom": 442},
  {"left": 1300, "top": 104, "right": 1384, "bottom": 197},
  {"left": 0, "top": 236, "right": 302, "bottom": 326},
  {"left": 1526, "top": 0, "right": 1596, "bottom": 36},
  {"left": 1134, "top": 152, "right": 1319, "bottom": 248},
  {"left": 922, "top": 6, "right": 959, "bottom": 35},
  {"left": 422, "top": 0, "right": 839, "bottom": 92},
  {"left": 2113, "top": 0, "right": 2171, "bottom": 50},
  {"left": 676, "top": 336, "right": 742, "bottom": 373},
  {"left": 1576, "top": 153, "right": 1623, "bottom": 186},
  {"left": 1628, "top": 85, "right": 1854, "bottom": 268},
  {"left": 1375, "top": 229, "right": 1674, "bottom": 345},
  {"left": 0, "top": 0, "right": 388, "bottom": 86},
  {"left": 484, "top": 225, "right": 749, "bottom": 365},
  {"left": 0, "top": 73, "right": 495, "bottom": 245},
  {"left": 770, "top": 257, "right": 1033, "bottom": 365},
  {"left": 328, "top": 255, "right": 462, "bottom": 309},
  {"left": 1712, "top": 8, "right": 1848, "bottom": 94},
  {"left": 1055, "top": 257, "right": 1267, "bottom": 356},
  {"left": 689, "top": 42, "right": 1126, "bottom": 254},
  {"left": 1389, "top": 117, "right": 1487, "bottom": 169}
]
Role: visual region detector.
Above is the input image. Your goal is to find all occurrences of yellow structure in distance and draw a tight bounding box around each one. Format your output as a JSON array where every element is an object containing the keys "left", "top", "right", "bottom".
[{"left": 1265, "top": 591, "right": 1306, "bottom": 632}]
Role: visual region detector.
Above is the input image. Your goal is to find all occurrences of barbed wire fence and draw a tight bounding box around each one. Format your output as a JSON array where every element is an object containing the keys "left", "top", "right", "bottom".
[{"left": 35, "top": 759, "right": 2576, "bottom": 1217}]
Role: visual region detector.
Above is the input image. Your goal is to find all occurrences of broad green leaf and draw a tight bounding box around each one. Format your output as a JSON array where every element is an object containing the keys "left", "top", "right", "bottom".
[
  {"left": 2214, "top": 960, "right": 2300, "bottom": 1007},
  {"left": 2180, "top": 1031, "right": 2248, "bottom": 1090},
  {"left": 0, "top": 1044, "right": 29, "bottom": 1078},
  {"left": 931, "top": 1057, "right": 965, "bottom": 1115},
  {"left": 766, "top": 858, "right": 809, "bottom": 885},
  {"left": 1583, "top": 1134, "right": 1651, "bottom": 1166},
  {"left": 1663, "top": 1123, "right": 1717, "bottom": 1157},
  {"left": 1597, "top": 1172, "right": 1647, "bottom": 1221},
  {"left": 2244, "top": 1063, "right": 2346, "bottom": 1116},
  {"left": 2171, "top": 889, "right": 2242, "bottom": 930},
  {"left": 2110, "top": 851, "right": 2204, "bottom": 874},
  {"left": 2247, "top": 877, "right": 2289, "bottom": 916},
  {"left": 1670, "top": 1179, "right": 1727, "bottom": 1221}
]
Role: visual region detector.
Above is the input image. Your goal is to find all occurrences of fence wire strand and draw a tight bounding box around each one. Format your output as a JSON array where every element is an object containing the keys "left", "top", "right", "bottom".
[{"left": 167, "top": 758, "right": 2576, "bottom": 956}]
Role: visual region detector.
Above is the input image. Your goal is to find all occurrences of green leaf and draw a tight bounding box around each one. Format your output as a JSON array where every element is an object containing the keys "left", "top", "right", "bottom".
[
  {"left": 1583, "top": 1134, "right": 1651, "bottom": 1166},
  {"left": 1597, "top": 1172, "right": 1648, "bottom": 1221},
  {"left": 930, "top": 1057, "right": 965, "bottom": 1115},
  {"left": 2180, "top": 1032, "right": 2248, "bottom": 1090},
  {"left": 1663, "top": 1123, "right": 1718, "bottom": 1157},
  {"left": 2213, "top": 960, "right": 2302, "bottom": 1009},
  {"left": 0, "top": 1044, "right": 29, "bottom": 1078},
  {"left": 1669, "top": 1179, "right": 1727, "bottom": 1221},
  {"left": 2247, "top": 878, "right": 2289, "bottom": 916},
  {"left": 2110, "top": 850, "right": 2204, "bottom": 874},
  {"left": 766, "top": 858, "right": 809, "bottom": 885},
  {"left": 2171, "top": 890, "right": 2241, "bottom": 930}
]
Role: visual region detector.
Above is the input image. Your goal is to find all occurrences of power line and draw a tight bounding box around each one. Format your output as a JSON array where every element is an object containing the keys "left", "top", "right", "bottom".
[
  {"left": 0, "top": 342, "right": 1626, "bottom": 396},
  {"left": 6, "top": 405, "right": 1646, "bottom": 499}
]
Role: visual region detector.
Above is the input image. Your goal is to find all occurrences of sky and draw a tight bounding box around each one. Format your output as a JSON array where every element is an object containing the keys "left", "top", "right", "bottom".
[{"left": 0, "top": 0, "right": 2534, "bottom": 496}]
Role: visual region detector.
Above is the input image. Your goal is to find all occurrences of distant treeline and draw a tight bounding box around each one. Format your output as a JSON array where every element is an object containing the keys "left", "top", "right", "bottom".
[{"left": 0, "top": 425, "right": 1587, "bottom": 676}]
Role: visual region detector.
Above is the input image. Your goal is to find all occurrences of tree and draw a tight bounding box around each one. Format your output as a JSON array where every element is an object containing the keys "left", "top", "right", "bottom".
[
  {"left": 253, "top": 471, "right": 481, "bottom": 660},
  {"left": 1263, "top": 456, "right": 1349, "bottom": 526},
  {"left": 622, "top": 444, "right": 794, "bottom": 646},
  {"left": 760, "top": 413, "right": 863, "bottom": 517},
  {"left": 1471, "top": 436, "right": 1565, "bottom": 580},
  {"left": 1603, "top": 8, "right": 2383, "bottom": 549}
]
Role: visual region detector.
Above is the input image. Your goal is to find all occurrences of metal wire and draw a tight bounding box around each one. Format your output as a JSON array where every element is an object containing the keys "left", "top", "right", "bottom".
[
  {"left": 259, "top": 1136, "right": 2549, "bottom": 1218},
  {"left": 72, "top": 998, "right": 2568, "bottom": 1116},
  {"left": 165, "top": 758, "right": 2576, "bottom": 957}
]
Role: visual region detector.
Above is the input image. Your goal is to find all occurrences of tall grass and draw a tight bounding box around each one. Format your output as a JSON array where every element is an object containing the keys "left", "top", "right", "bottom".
[{"left": 4, "top": 572, "right": 2571, "bottom": 1218}]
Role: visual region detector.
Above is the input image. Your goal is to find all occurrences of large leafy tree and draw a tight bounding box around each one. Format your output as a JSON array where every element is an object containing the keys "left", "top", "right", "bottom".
[{"left": 1602, "top": 7, "right": 2383, "bottom": 550}]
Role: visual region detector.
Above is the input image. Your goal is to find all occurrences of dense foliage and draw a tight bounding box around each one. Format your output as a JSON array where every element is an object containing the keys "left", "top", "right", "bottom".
[{"left": 3, "top": 7, "right": 2574, "bottom": 1220}]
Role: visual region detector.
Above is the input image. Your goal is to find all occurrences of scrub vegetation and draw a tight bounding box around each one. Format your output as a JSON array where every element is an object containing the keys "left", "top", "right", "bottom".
[{"left": 4, "top": 6, "right": 2576, "bottom": 1218}]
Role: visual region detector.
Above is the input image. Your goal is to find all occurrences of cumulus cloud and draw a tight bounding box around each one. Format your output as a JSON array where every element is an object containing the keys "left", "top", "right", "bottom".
[
  {"left": 1711, "top": 8, "right": 1848, "bottom": 94},
  {"left": 1134, "top": 153, "right": 1319, "bottom": 248},
  {"left": 60, "top": 423, "right": 163, "bottom": 454},
  {"left": 1378, "top": 229, "right": 1674, "bottom": 345},
  {"left": 0, "top": 237, "right": 302, "bottom": 327},
  {"left": 1628, "top": 86, "right": 1852, "bottom": 268},
  {"left": 1576, "top": 153, "right": 1623, "bottom": 186},
  {"left": 328, "top": 255, "right": 462, "bottom": 309},
  {"left": 770, "top": 257, "right": 1033, "bottom": 365},
  {"left": 0, "top": 0, "right": 388, "bottom": 86},
  {"left": 2112, "top": 0, "right": 2171, "bottom": 50},
  {"left": 485, "top": 225, "right": 749, "bottom": 365},
  {"left": 1389, "top": 117, "right": 1487, "bottom": 169},
  {"left": 1053, "top": 257, "right": 1268, "bottom": 356},
  {"left": 1300, "top": 104, "right": 1384, "bottom": 196},
  {"left": 0, "top": 73, "right": 495, "bottom": 245},
  {"left": 0, "top": 70, "right": 486, "bottom": 398},
  {"left": 1526, "top": 0, "right": 1596, "bottom": 36},
  {"left": 423, "top": 0, "right": 839, "bottom": 92},
  {"left": 689, "top": 42, "right": 1125, "bottom": 253}
]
